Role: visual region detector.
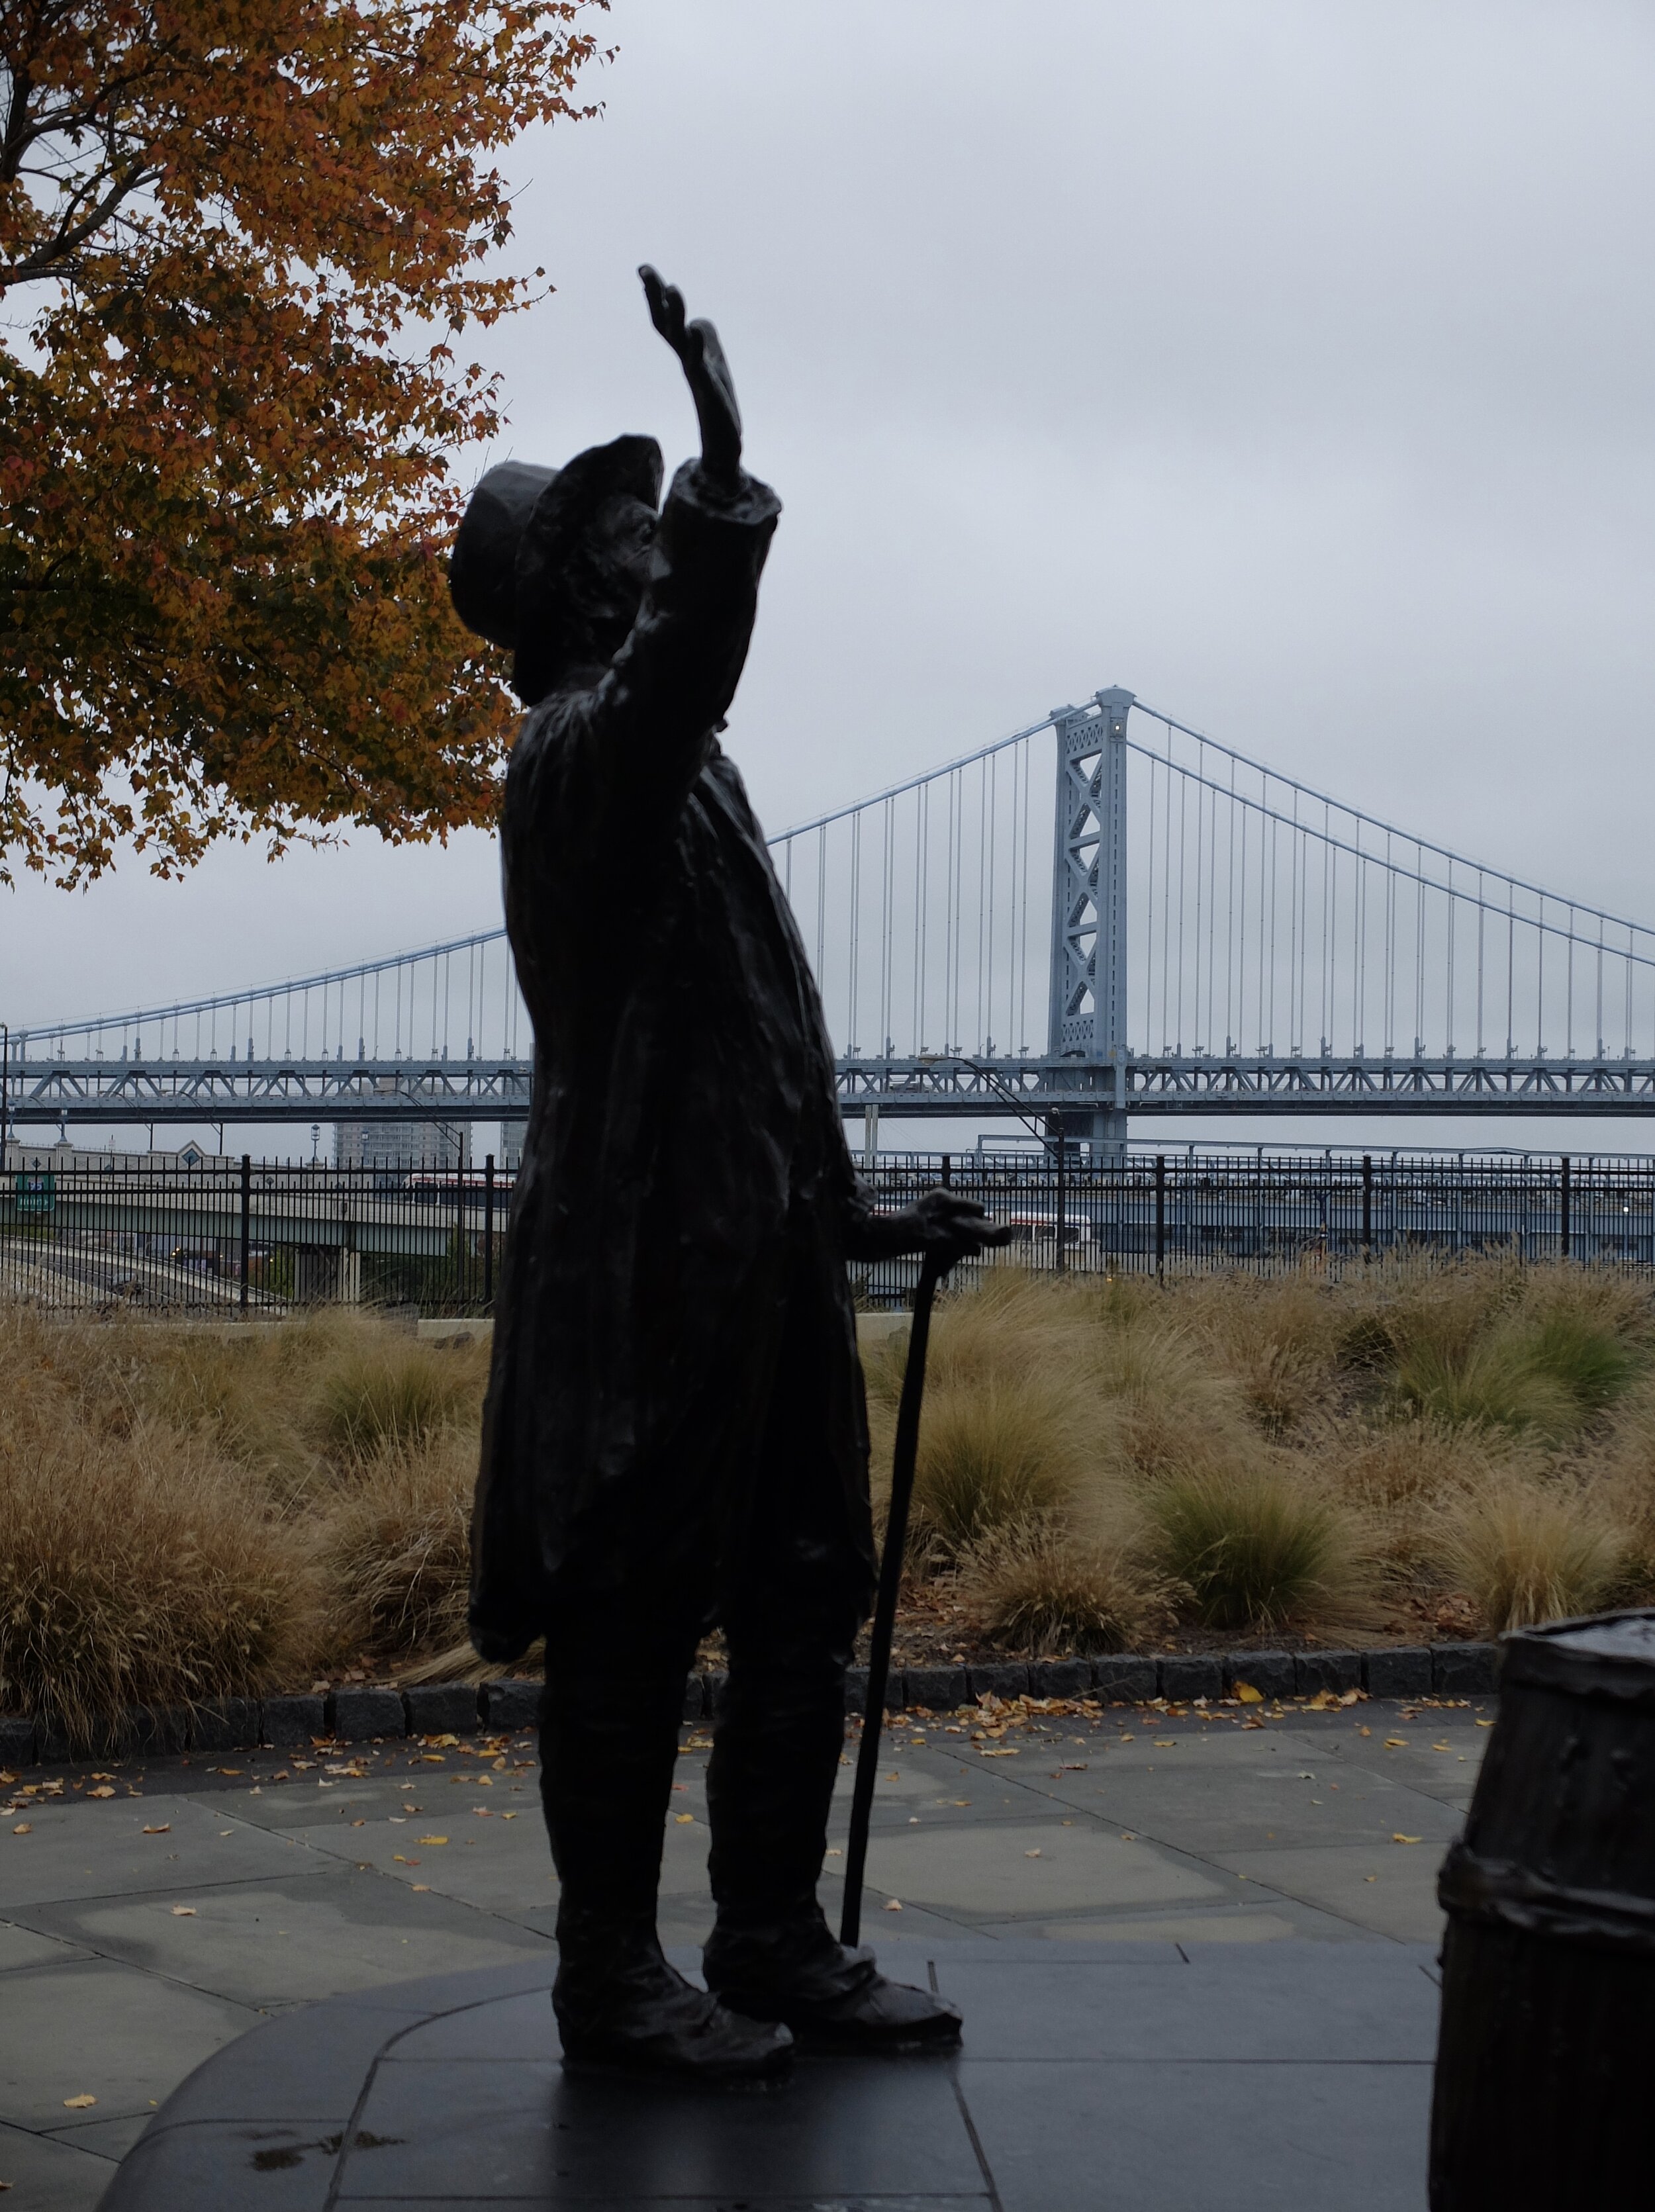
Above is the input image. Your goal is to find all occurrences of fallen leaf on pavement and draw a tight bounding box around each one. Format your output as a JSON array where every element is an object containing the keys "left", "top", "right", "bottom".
[
  {"left": 1234, "top": 1682, "right": 1264, "bottom": 1704},
  {"left": 416, "top": 1835, "right": 448, "bottom": 1845},
  {"left": 1024, "top": 1849, "right": 1042, "bottom": 1859},
  {"left": 88, "top": 1786, "right": 115, "bottom": 1799},
  {"left": 171, "top": 1906, "right": 196, "bottom": 1917},
  {"left": 675, "top": 1814, "right": 695, "bottom": 1823},
  {"left": 883, "top": 1899, "right": 902, "bottom": 1912},
  {"left": 11, "top": 1823, "right": 30, "bottom": 1835},
  {"left": 1393, "top": 1833, "right": 1423, "bottom": 1845},
  {"left": 142, "top": 1825, "right": 171, "bottom": 1835},
  {"left": 62, "top": 2095, "right": 97, "bottom": 2109},
  {"left": 410, "top": 1883, "right": 430, "bottom": 1892}
]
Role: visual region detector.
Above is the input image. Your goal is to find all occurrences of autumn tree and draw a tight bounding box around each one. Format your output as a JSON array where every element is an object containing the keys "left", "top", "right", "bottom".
[{"left": 0, "top": 1, "right": 607, "bottom": 884}]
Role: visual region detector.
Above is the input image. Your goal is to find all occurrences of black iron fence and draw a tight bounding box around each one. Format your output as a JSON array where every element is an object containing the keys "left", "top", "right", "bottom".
[
  {"left": 849, "top": 1148, "right": 1655, "bottom": 1307},
  {"left": 5, "top": 1145, "right": 1655, "bottom": 1318},
  {"left": 0, "top": 1154, "right": 504, "bottom": 1318}
]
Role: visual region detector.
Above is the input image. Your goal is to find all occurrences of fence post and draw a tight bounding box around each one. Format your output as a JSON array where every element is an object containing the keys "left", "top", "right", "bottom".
[
  {"left": 484, "top": 1153, "right": 495, "bottom": 1308},
  {"left": 239, "top": 1154, "right": 251, "bottom": 1312},
  {"left": 1055, "top": 1133, "right": 1068, "bottom": 1275},
  {"left": 1560, "top": 1154, "right": 1571, "bottom": 1262},
  {"left": 1155, "top": 1153, "right": 1166, "bottom": 1283},
  {"left": 1362, "top": 1154, "right": 1373, "bottom": 1257}
]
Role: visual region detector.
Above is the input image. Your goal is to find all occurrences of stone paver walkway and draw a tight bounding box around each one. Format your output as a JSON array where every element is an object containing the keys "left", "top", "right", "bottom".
[{"left": 0, "top": 1691, "right": 1490, "bottom": 2206}]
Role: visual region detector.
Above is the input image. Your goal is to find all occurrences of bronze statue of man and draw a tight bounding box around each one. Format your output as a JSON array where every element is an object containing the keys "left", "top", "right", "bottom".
[{"left": 449, "top": 267, "right": 1001, "bottom": 2081}]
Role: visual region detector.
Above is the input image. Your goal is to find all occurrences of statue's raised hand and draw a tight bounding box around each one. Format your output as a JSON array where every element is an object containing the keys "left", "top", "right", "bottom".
[{"left": 639, "top": 264, "right": 742, "bottom": 488}]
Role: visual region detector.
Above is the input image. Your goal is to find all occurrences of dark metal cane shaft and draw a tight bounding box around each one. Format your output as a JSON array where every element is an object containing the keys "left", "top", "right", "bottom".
[{"left": 840, "top": 1255, "right": 944, "bottom": 1949}]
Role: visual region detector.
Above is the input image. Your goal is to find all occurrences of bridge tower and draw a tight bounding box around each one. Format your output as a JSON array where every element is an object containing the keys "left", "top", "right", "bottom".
[{"left": 1048, "top": 686, "right": 1135, "bottom": 1154}]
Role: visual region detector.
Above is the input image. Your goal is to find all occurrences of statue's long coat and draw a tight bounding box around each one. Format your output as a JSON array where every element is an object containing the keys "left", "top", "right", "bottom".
[{"left": 470, "top": 462, "right": 878, "bottom": 1662}]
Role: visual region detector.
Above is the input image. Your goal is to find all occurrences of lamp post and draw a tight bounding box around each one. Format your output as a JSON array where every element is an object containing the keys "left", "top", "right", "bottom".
[{"left": 1, "top": 1022, "right": 9, "bottom": 1161}]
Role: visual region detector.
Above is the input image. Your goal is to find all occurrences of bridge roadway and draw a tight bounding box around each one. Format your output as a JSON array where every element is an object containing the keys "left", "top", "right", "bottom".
[{"left": 14, "top": 1048, "right": 1655, "bottom": 1125}]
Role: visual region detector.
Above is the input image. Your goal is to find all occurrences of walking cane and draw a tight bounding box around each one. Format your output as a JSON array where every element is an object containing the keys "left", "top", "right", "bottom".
[{"left": 840, "top": 1250, "right": 947, "bottom": 1949}]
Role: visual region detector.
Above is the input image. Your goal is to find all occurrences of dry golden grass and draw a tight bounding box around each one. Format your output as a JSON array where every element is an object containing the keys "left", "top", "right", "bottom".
[
  {"left": 960, "top": 1515, "right": 1178, "bottom": 1656},
  {"left": 867, "top": 1253, "right": 1655, "bottom": 1647},
  {"left": 11, "top": 1246, "right": 1655, "bottom": 1731},
  {"left": 0, "top": 1303, "right": 489, "bottom": 1737},
  {"left": 1441, "top": 1483, "right": 1624, "bottom": 1633},
  {"left": 313, "top": 1323, "right": 490, "bottom": 1459},
  {"left": 0, "top": 1309, "right": 321, "bottom": 1750},
  {"left": 904, "top": 1371, "right": 1101, "bottom": 1558},
  {"left": 320, "top": 1429, "right": 475, "bottom": 1657},
  {"left": 1144, "top": 1465, "right": 1375, "bottom": 1633}
]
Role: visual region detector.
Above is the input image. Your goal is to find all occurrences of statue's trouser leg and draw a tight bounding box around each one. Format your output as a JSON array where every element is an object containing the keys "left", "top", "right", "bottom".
[
  {"left": 705, "top": 1561, "right": 861, "bottom": 1927},
  {"left": 706, "top": 1247, "right": 867, "bottom": 1933},
  {"left": 538, "top": 1602, "right": 700, "bottom": 1929}
]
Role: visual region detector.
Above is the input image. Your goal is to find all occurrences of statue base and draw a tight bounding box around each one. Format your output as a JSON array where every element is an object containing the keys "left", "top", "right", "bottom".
[{"left": 98, "top": 1939, "right": 1437, "bottom": 2209}]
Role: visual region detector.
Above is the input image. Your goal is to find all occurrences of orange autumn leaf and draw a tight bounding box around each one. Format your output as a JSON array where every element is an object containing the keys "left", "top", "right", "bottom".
[{"left": 0, "top": 1, "right": 611, "bottom": 884}]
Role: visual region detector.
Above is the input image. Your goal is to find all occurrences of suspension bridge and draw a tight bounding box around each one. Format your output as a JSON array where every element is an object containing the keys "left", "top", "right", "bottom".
[{"left": 9, "top": 687, "right": 1655, "bottom": 1141}]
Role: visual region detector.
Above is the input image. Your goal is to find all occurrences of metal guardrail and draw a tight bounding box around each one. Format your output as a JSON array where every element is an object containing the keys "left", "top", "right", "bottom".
[{"left": 3, "top": 1148, "right": 1650, "bottom": 1319}]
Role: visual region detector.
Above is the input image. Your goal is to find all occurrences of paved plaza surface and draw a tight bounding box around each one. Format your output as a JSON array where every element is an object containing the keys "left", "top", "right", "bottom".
[{"left": 0, "top": 1692, "right": 1491, "bottom": 2207}]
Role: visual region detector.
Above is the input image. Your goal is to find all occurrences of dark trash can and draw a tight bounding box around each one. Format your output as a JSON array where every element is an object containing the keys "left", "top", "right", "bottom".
[{"left": 1431, "top": 1609, "right": 1655, "bottom": 2206}]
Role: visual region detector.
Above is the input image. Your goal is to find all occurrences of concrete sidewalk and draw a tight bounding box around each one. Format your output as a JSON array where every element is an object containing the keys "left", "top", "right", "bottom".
[{"left": 0, "top": 1692, "right": 1489, "bottom": 2206}]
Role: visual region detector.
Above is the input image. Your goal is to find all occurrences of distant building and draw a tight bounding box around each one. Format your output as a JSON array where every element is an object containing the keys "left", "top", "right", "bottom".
[{"left": 334, "top": 1119, "right": 469, "bottom": 1172}]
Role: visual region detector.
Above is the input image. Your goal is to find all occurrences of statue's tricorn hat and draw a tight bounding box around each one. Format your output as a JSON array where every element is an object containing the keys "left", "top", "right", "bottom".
[{"left": 449, "top": 435, "right": 663, "bottom": 702}]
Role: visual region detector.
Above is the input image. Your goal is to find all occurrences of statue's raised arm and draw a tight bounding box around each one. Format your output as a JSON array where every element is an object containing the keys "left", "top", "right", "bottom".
[{"left": 639, "top": 263, "right": 742, "bottom": 488}]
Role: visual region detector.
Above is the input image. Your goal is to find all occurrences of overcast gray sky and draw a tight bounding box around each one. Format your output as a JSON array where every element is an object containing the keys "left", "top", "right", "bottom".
[{"left": 7, "top": 0, "right": 1655, "bottom": 1154}]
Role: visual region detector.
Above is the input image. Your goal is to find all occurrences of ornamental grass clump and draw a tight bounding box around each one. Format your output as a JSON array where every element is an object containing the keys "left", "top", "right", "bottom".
[
  {"left": 321, "top": 1428, "right": 475, "bottom": 1657},
  {"left": 962, "top": 1517, "right": 1175, "bottom": 1656},
  {"left": 1145, "top": 1463, "right": 1370, "bottom": 1632},
  {"left": 1390, "top": 1263, "right": 1646, "bottom": 1440},
  {"left": 0, "top": 1406, "right": 319, "bottom": 1753},
  {"left": 1442, "top": 1485, "right": 1623, "bottom": 1634},
  {"left": 904, "top": 1372, "right": 1094, "bottom": 1560},
  {"left": 314, "top": 1325, "right": 489, "bottom": 1459}
]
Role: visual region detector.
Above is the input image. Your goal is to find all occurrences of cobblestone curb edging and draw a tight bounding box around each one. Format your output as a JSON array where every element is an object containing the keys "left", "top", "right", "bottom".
[{"left": 0, "top": 1642, "right": 1499, "bottom": 1765}]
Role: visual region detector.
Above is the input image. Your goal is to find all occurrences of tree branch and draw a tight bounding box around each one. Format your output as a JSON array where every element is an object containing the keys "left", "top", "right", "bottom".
[{"left": 0, "top": 155, "right": 154, "bottom": 286}]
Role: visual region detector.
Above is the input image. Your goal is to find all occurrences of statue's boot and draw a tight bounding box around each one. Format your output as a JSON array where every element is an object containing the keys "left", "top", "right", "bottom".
[
  {"left": 702, "top": 1902, "right": 963, "bottom": 2053},
  {"left": 554, "top": 1907, "right": 794, "bottom": 2081}
]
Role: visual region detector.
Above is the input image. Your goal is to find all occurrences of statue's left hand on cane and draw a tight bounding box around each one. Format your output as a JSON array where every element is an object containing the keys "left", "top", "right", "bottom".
[{"left": 845, "top": 1187, "right": 1012, "bottom": 1270}]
